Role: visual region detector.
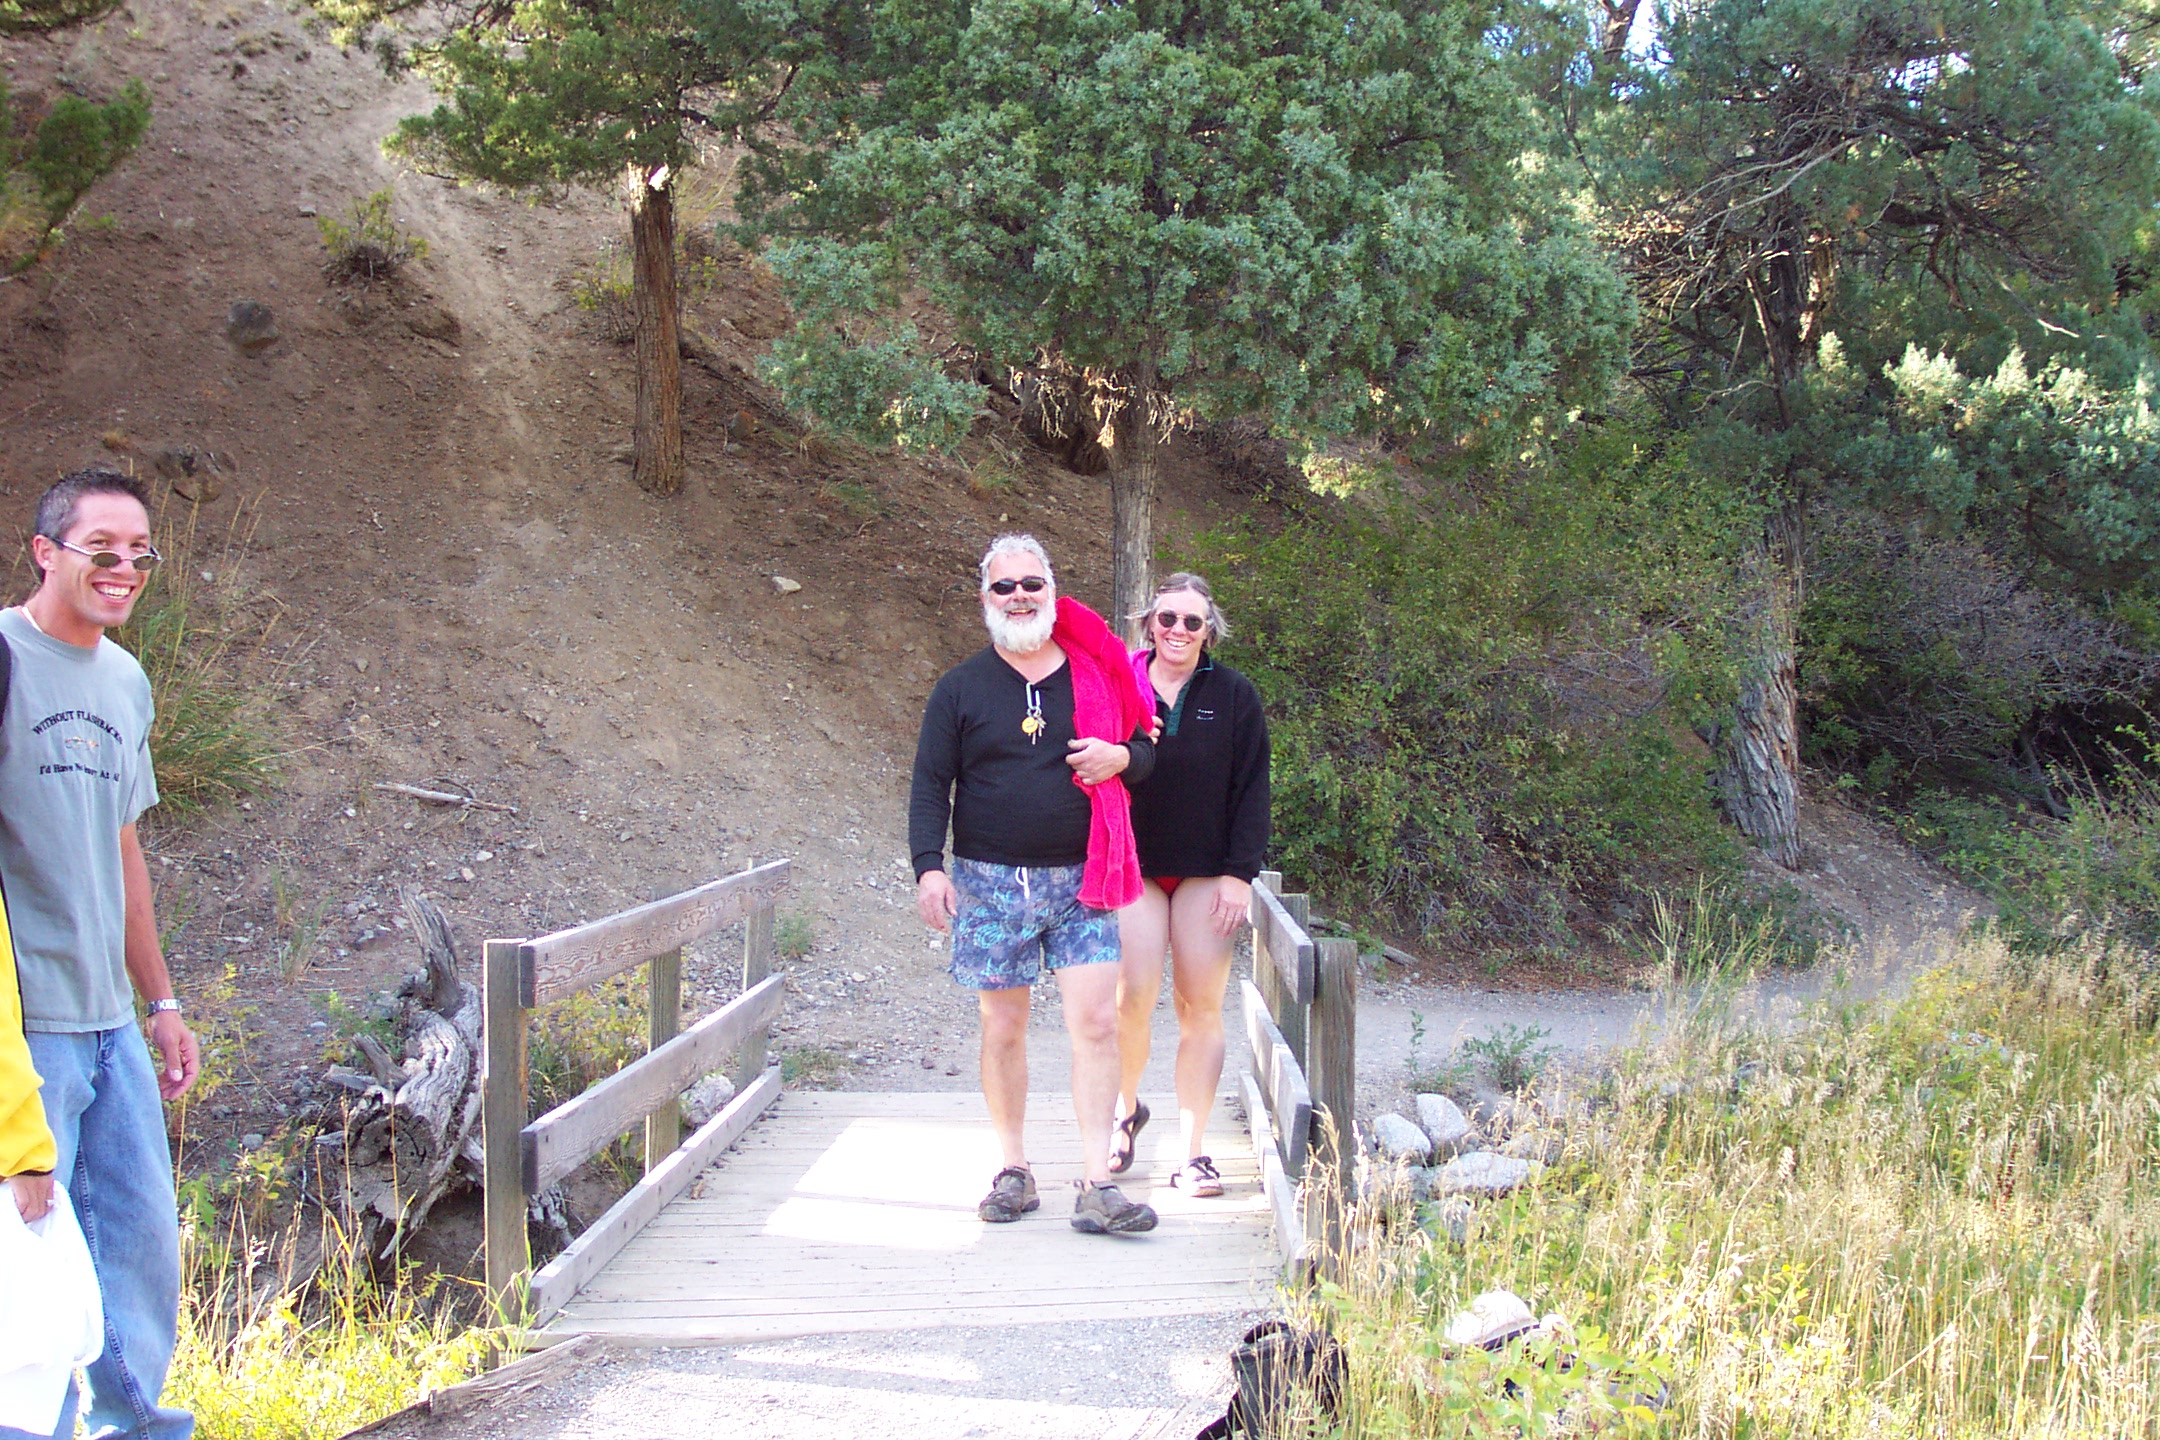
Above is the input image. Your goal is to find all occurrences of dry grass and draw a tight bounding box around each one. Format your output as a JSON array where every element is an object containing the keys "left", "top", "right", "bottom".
[{"left": 1309, "top": 931, "right": 2160, "bottom": 1437}]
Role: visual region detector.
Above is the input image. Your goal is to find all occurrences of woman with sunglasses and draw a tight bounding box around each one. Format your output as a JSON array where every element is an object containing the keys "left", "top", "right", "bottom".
[{"left": 1108, "top": 573, "right": 1270, "bottom": 1195}]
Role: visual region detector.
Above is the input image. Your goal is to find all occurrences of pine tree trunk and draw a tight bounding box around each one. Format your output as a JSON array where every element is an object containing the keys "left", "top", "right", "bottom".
[
  {"left": 1713, "top": 507, "right": 1804, "bottom": 866},
  {"left": 627, "top": 164, "right": 684, "bottom": 498},
  {"left": 1107, "top": 400, "right": 1161, "bottom": 645}
]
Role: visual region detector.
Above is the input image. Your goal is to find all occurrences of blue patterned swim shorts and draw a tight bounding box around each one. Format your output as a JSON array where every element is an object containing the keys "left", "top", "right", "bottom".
[{"left": 948, "top": 857, "right": 1120, "bottom": 991}]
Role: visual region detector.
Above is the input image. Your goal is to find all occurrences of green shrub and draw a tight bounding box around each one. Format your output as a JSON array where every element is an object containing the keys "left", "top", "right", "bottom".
[
  {"left": 1317, "top": 934, "right": 2160, "bottom": 1437},
  {"left": 1902, "top": 757, "right": 2160, "bottom": 950},
  {"left": 317, "top": 190, "right": 427, "bottom": 283},
  {"left": 1190, "top": 427, "right": 1745, "bottom": 952},
  {"left": 1799, "top": 513, "right": 2150, "bottom": 798},
  {"left": 116, "top": 520, "right": 277, "bottom": 817},
  {"left": 1, "top": 78, "right": 149, "bottom": 270},
  {"left": 526, "top": 973, "right": 653, "bottom": 1184},
  {"left": 0, "top": 0, "right": 122, "bottom": 32}
]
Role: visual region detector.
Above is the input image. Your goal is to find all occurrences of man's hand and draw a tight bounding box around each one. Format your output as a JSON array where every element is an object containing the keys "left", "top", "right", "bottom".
[
  {"left": 149, "top": 1009, "right": 200, "bottom": 1101},
  {"left": 917, "top": 870, "right": 959, "bottom": 933},
  {"left": 7, "top": 1172, "right": 53, "bottom": 1223},
  {"left": 1209, "top": 877, "right": 1253, "bottom": 939},
  {"left": 1065, "top": 738, "right": 1131, "bottom": 786}
]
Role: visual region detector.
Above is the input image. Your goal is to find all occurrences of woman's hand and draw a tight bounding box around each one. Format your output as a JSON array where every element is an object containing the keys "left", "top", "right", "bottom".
[
  {"left": 1209, "top": 877, "right": 1252, "bottom": 938},
  {"left": 7, "top": 1171, "right": 54, "bottom": 1223}
]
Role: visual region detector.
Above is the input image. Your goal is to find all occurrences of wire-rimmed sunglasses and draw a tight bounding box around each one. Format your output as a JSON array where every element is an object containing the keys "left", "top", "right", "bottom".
[
  {"left": 987, "top": 576, "right": 1049, "bottom": 596},
  {"left": 1154, "top": 610, "right": 1207, "bottom": 633},
  {"left": 57, "top": 538, "right": 162, "bottom": 573}
]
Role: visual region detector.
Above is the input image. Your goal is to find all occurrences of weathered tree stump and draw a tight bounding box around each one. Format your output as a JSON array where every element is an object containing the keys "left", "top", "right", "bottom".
[{"left": 311, "top": 889, "right": 571, "bottom": 1264}]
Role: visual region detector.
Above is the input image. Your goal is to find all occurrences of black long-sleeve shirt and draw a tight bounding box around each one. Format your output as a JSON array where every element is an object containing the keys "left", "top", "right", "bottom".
[
  {"left": 1128, "top": 654, "right": 1271, "bottom": 881},
  {"left": 910, "top": 647, "right": 1156, "bottom": 877}
]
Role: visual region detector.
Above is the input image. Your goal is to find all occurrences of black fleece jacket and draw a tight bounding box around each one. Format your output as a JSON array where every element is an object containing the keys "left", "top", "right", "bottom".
[
  {"left": 1129, "top": 654, "right": 1271, "bottom": 880},
  {"left": 910, "top": 647, "right": 1156, "bottom": 877}
]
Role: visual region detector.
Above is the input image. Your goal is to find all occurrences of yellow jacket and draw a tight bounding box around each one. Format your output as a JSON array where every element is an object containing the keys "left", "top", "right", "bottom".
[{"left": 0, "top": 889, "right": 55, "bottom": 1179}]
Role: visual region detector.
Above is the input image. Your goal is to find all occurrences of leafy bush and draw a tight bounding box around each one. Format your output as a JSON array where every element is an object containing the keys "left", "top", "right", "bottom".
[
  {"left": 1801, "top": 512, "right": 2152, "bottom": 796},
  {"left": 0, "top": 0, "right": 122, "bottom": 32},
  {"left": 316, "top": 190, "right": 428, "bottom": 283},
  {"left": 1318, "top": 934, "right": 2160, "bottom": 1437},
  {"left": 0, "top": 78, "right": 150, "bottom": 270},
  {"left": 1191, "top": 427, "right": 1745, "bottom": 952},
  {"left": 1902, "top": 756, "right": 2160, "bottom": 951}
]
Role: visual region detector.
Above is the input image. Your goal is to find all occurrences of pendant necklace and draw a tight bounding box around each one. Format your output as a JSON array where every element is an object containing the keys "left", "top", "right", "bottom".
[{"left": 1021, "top": 681, "right": 1044, "bottom": 743}]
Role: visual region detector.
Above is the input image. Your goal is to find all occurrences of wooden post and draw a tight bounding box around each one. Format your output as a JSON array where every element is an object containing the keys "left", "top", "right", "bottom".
[
  {"left": 1307, "top": 936, "right": 1358, "bottom": 1264},
  {"left": 644, "top": 946, "right": 682, "bottom": 1173},
  {"left": 482, "top": 939, "right": 530, "bottom": 1316},
  {"left": 1252, "top": 872, "right": 1288, "bottom": 1069},
  {"left": 1277, "top": 891, "right": 1312, "bottom": 1070},
  {"left": 735, "top": 902, "right": 775, "bottom": 1089}
]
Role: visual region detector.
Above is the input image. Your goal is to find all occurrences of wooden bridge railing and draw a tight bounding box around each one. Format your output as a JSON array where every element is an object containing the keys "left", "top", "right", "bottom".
[
  {"left": 1241, "top": 870, "right": 1358, "bottom": 1270},
  {"left": 483, "top": 859, "right": 793, "bottom": 1320}
]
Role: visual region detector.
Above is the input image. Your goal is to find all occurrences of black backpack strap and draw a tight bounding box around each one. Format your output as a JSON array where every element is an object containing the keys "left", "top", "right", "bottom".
[{"left": 0, "top": 631, "right": 11, "bottom": 724}]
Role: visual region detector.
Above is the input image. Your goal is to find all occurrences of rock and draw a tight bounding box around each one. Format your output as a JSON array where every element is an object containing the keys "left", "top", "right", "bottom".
[
  {"left": 1416, "top": 1092, "right": 1474, "bottom": 1156},
  {"left": 1501, "top": 1128, "right": 1565, "bottom": 1164},
  {"left": 240, "top": 1132, "right": 265, "bottom": 1150},
  {"left": 1373, "top": 1112, "right": 1431, "bottom": 1162},
  {"left": 1430, "top": 1194, "right": 1478, "bottom": 1243},
  {"left": 225, "top": 300, "right": 279, "bottom": 352},
  {"left": 771, "top": 576, "right": 803, "bottom": 594},
  {"left": 681, "top": 1072, "right": 737, "bottom": 1127},
  {"left": 298, "top": 204, "right": 317, "bottom": 218},
  {"left": 1444, "top": 1290, "right": 1536, "bottom": 1349},
  {"left": 405, "top": 304, "right": 461, "bottom": 342},
  {"left": 1434, "top": 1151, "right": 1539, "bottom": 1197}
]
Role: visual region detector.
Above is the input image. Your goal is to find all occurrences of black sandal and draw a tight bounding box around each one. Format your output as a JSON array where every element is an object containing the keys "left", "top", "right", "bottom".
[{"left": 1109, "top": 1100, "right": 1150, "bottom": 1175}]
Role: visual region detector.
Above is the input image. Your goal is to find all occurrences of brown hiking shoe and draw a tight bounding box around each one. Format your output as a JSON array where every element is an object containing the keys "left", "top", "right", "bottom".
[
  {"left": 978, "top": 1166, "right": 1039, "bottom": 1222},
  {"left": 1071, "top": 1181, "right": 1158, "bottom": 1234}
]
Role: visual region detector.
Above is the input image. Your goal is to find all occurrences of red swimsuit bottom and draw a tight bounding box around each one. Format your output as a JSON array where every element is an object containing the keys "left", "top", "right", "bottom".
[{"left": 1151, "top": 877, "right": 1184, "bottom": 897}]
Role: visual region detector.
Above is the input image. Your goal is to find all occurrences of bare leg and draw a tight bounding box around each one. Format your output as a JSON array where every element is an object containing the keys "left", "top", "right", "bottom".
[
  {"left": 1057, "top": 961, "right": 1123, "bottom": 1186},
  {"left": 978, "top": 986, "right": 1032, "bottom": 1171},
  {"left": 1169, "top": 878, "right": 1238, "bottom": 1162},
  {"left": 1114, "top": 882, "right": 1171, "bottom": 1124}
]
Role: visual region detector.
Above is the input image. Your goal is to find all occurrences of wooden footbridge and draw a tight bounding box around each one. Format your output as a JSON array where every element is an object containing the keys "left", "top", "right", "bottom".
[{"left": 478, "top": 864, "right": 1358, "bottom": 1340}]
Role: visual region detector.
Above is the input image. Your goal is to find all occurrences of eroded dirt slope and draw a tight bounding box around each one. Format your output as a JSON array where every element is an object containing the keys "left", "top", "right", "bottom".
[{"left": 1, "top": 0, "right": 1256, "bottom": 1170}]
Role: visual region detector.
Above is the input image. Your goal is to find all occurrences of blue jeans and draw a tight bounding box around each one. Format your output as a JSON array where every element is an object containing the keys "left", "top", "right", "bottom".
[{"left": 2, "top": 1029, "right": 192, "bottom": 1440}]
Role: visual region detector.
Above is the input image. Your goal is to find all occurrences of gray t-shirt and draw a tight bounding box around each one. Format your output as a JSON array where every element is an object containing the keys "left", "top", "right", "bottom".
[{"left": 0, "top": 607, "right": 159, "bottom": 1032}]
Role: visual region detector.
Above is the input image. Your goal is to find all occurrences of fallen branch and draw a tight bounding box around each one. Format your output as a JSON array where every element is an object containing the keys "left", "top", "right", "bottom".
[
  {"left": 1309, "top": 914, "right": 1424, "bottom": 970},
  {"left": 374, "top": 782, "right": 519, "bottom": 815}
]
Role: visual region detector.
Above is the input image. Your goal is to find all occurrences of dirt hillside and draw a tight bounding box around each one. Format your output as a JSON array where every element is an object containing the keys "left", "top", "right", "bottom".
[{"left": 1, "top": 0, "right": 1261, "bottom": 1177}]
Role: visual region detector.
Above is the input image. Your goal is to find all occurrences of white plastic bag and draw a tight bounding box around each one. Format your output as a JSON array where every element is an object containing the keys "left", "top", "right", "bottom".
[{"left": 0, "top": 1181, "right": 105, "bottom": 1434}]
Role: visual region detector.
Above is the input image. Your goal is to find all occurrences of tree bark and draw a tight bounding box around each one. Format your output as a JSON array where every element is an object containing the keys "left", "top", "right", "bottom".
[
  {"left": 1712, "top": 507, "right": 1804, "bottom": 866},
  {"left": 1105, "top": 372, "right": 1162, "bottom": 645},
  {"left": 627, "top": 163, "right": 684, "bottom": 497}
]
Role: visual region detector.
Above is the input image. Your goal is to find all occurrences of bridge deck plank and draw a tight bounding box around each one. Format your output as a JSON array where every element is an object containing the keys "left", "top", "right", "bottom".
[{"left": 547, "top": 1090, "right": 1278, "bottom": 1342}]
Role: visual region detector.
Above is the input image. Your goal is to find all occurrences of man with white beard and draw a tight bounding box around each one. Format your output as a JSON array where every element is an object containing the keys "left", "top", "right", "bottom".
[{"left": 910, "top": 534, "right": 1161, "bottom": 1234}]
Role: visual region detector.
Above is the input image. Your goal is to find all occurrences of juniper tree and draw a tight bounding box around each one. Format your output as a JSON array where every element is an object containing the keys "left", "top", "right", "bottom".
[
  {"left": 1594, "top": 0, "right": 2160, "bottom": 860},
  {"left": 380, "top": 0, "right": 821, "bottom": 495},
  {"left": 742, "top": 0, "right": 1633, "bottom": 631}
]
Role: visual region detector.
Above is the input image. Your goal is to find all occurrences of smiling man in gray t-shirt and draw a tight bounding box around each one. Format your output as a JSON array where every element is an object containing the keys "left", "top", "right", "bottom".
[{"left": 0, "top": 468, "right": 196, "bottom": 1440}]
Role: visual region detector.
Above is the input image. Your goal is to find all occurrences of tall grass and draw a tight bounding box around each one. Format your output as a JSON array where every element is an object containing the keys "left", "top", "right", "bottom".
[
  {"left": 115, "top": 503, "right": 278, "bottom": 815},
  {"left": 168, "top": 1206, "right": 510, "bottom": 1440},
  {"left": 1311, "top": 932, "right": 2160, "bottom": 1437}
]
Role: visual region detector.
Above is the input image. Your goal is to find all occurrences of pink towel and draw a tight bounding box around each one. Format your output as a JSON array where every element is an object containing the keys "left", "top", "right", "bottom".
[{"left": 1052, "top": 599, "right": 1149, "bottom": 909}]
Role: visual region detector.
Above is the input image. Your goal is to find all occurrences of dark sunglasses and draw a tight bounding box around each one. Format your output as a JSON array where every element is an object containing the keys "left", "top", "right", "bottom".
[
  {"left": 1155, "top": 611, "right": 1207, "bottom": 633},
  {"left": 987, "top": 576, "right": 1049, "bottom": 596},
  {"left": 58, "top": 538, "right": 161, "bottom": 573}
]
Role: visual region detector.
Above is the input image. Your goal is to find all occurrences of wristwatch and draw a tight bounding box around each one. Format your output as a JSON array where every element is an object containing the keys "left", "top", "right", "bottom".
[{"left": 146, "top": 998, "right": 183, "bottom": 1016}]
